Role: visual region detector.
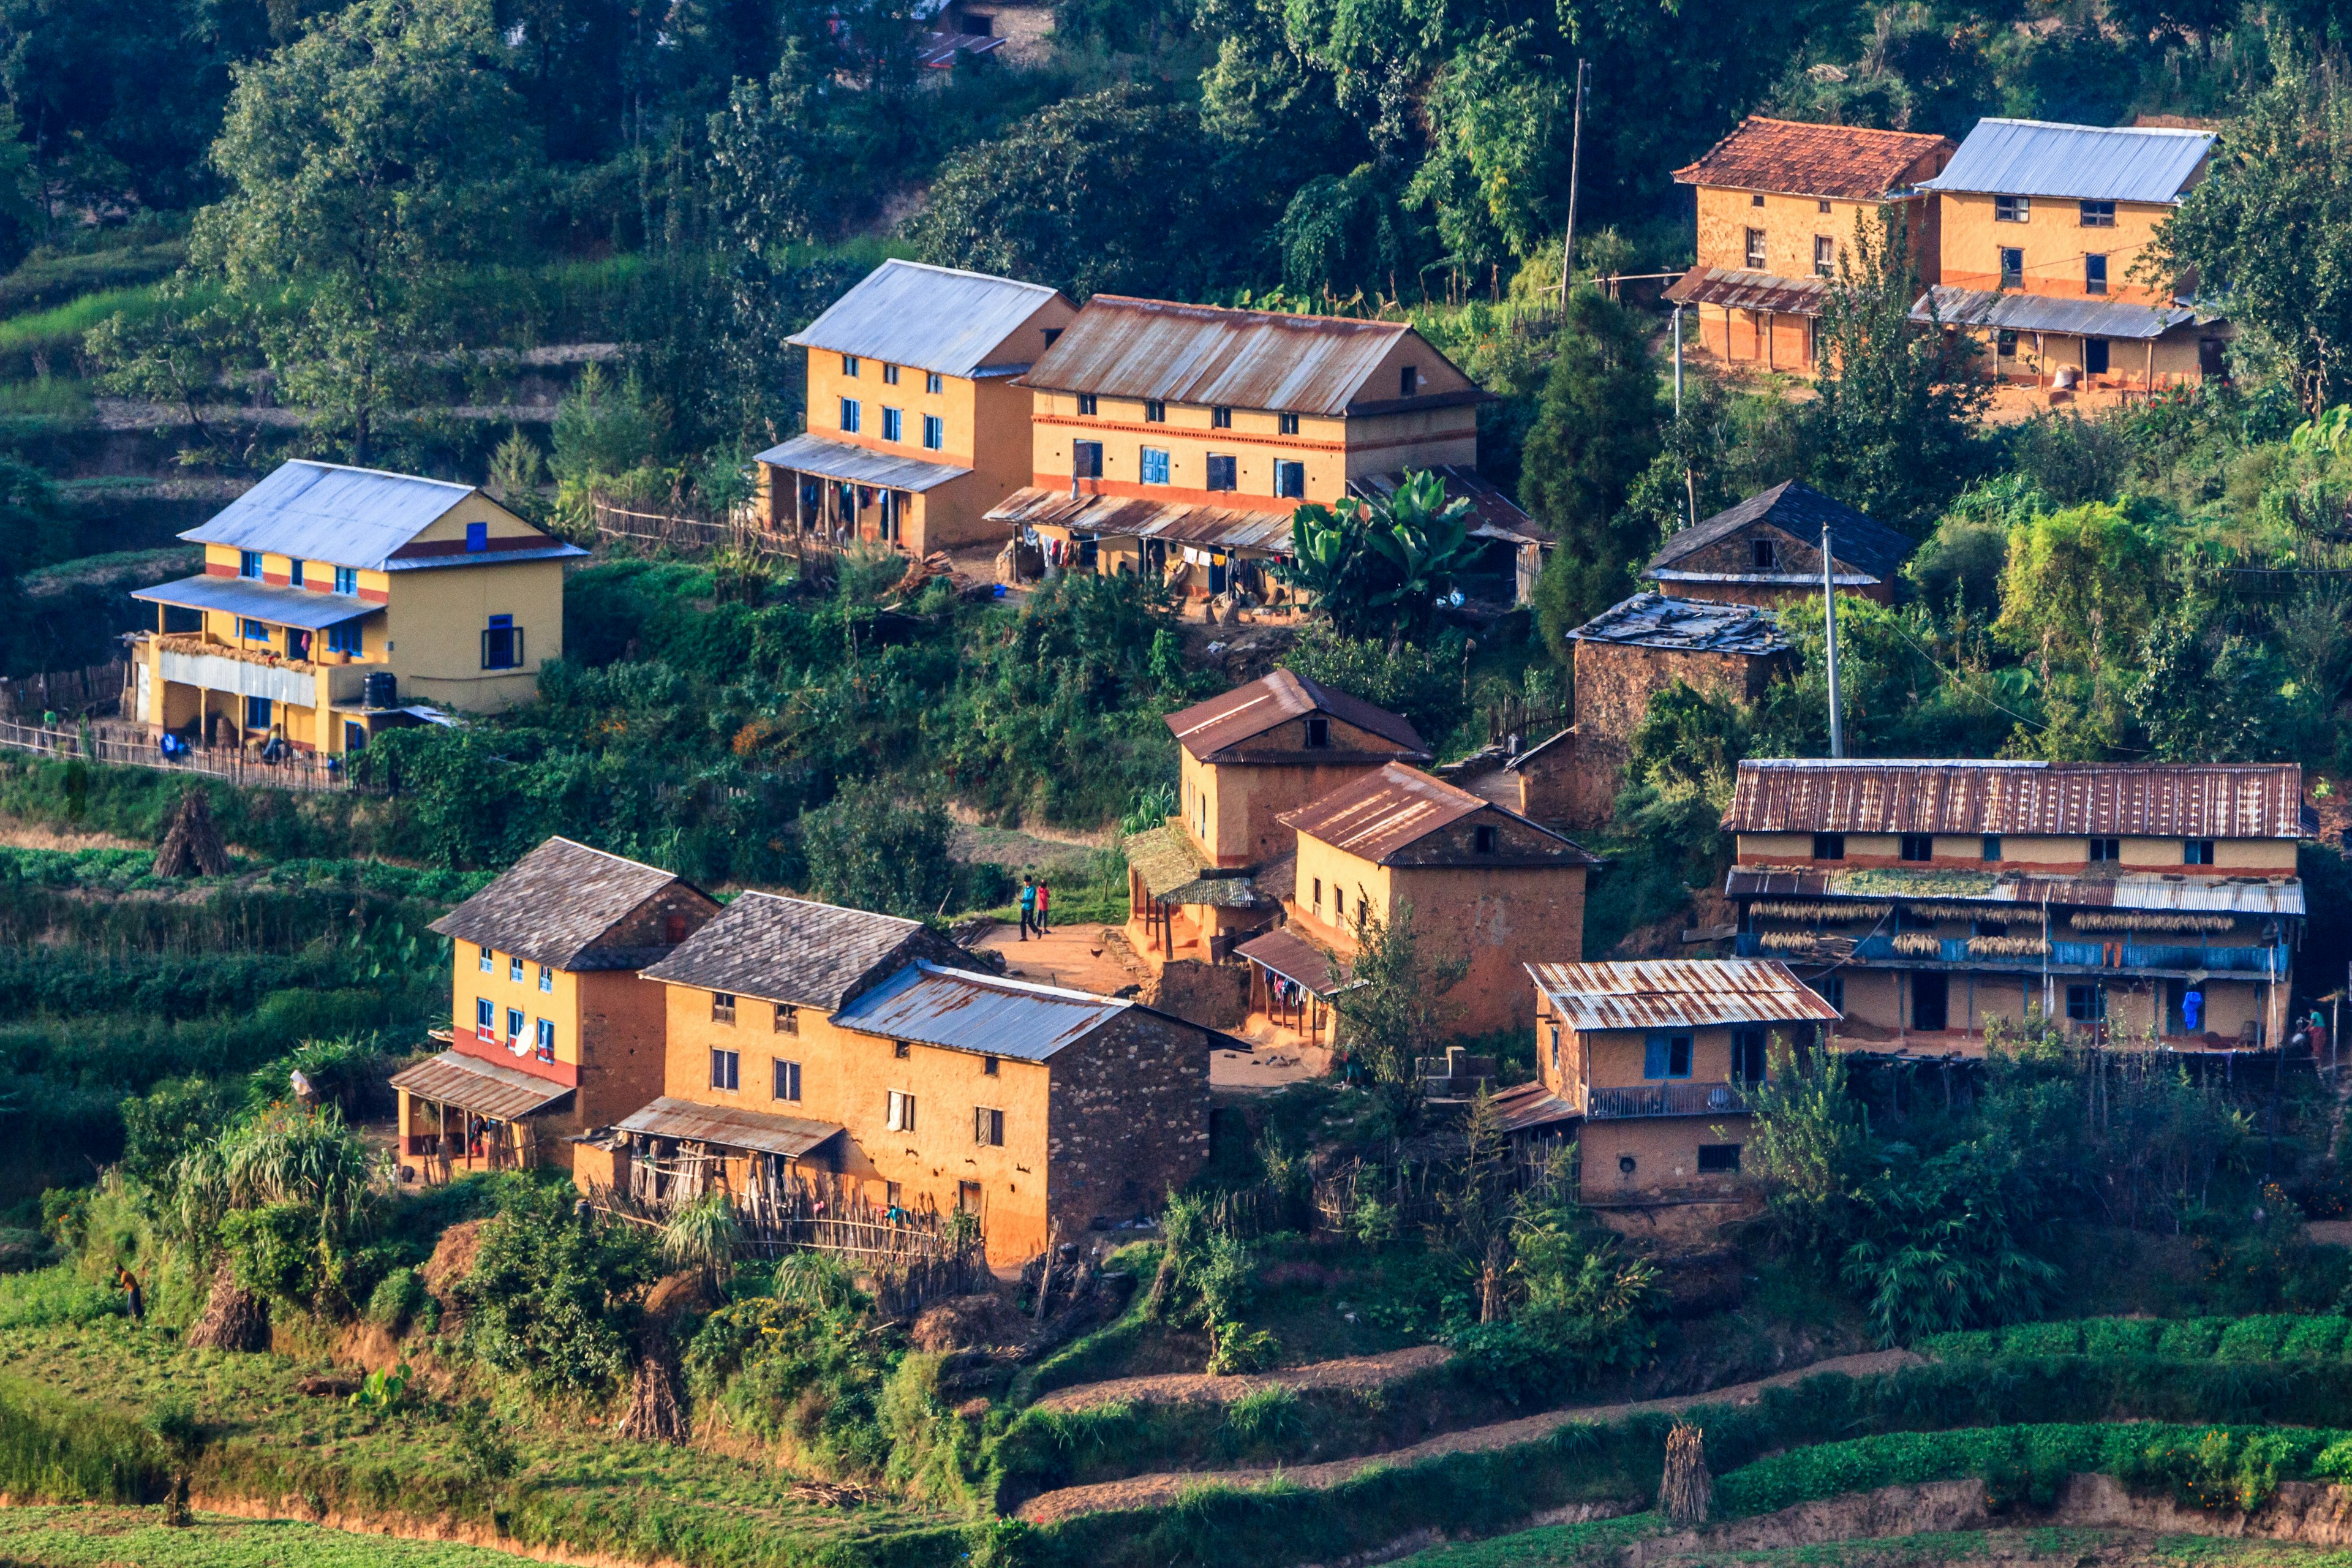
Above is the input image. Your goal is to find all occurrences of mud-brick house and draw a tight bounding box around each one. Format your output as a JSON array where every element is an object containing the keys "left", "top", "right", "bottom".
[
  {"left": 611, "top": 892, "right": 1221, "bottom": 1265},
  {"left": 128, "top": 459, "right": 584, "bottom": 756},
  {"left": 393, "top": 838, "right": 718, "bottom": 1178},
  {"left": 1724, "top": 759, "right": 2311, "bottom": 1052},
  {"left": 1281, "top": 763, "right": 1600, "bottom": 1035},
  {"left": 1665, "top": 117, "right": 1954, "bottom": 373},
  {"left": 1641, "top": 482, "right": 1915, "bottom": 609},
  {"left": 1499, "top": 959, "right": 1842, "bottom": 1200},
  {"left": 757, "top": 259, "right": 1077, "bottom": 554}
]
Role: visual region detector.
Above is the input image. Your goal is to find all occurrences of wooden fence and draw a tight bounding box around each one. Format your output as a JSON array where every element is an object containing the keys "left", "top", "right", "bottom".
[
  {"left": 0, "top": 717, "right": 377, "bottom": 794},
  {"left": 590, "top": 500, "right": 839, "bottom": 587},
  {"left": 0, "top": 662, "right": 126, "bottom": 722}
]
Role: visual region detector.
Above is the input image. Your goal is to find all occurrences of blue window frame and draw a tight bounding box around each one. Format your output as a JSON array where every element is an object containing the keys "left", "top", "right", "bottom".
[
  {"left": 538, "top": 964, "right": 552, "bottom": 993},
  {"left": 239, "top": 618, "right": 270, "bottom": 643},
  {"left": 326, "top": 620, "right": 363, "bottom": 655},
  {"left": 1642, "top": 1032, "right": 1694, "bottom": 1080},
  {"left": 244, "top": 695, "right": 272, "bottom": 729},
  {"left": 882, "top": 407, "right": 902, "bottom": 442},
  {"left": 508, "top": 954, "right": 523, "bottom": 982},
  {"left": 925, "top": 371, "right": 943, "bottom": 394},
  {"left": 239, "top": 550, "right": 262, "bottom": 579},
  {"left": 1275, "top": 460, "right": 1305, "bottom": 499},
  {"left": 505, "top": 1006, "right": 524, "bottom": 1044},
  {"left": 478, "top": 947, "right": 494, "bottom": 973},
  {"left": 535, "top": 1017, "right": 556, "bottom": 1060},
  {"left": 288, "top": 559, "right": 304, "bottom": 589},
  {"left": 1140, "top": 447, "right": 1171, "bottom": 485},
  {"left": 922, "top": 414, "right": 944, "bottom": 450},
  {"left": 465, "top": 521, "right": 488, "bottom": 553},
  {"left": 475, "top": 997, "right": 495, "bottom": 1039},
  {"left": 481, "top": 614, "right": 522, "bottom": 671},
  {"left": 334, "top": 567, "right": 357, "bottom": 595},
  {"left": 840, "top": 398, "right": 860, "bottom": 433}
]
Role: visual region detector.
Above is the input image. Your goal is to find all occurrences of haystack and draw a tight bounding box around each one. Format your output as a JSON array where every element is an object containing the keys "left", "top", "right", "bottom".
[
  {"left": 154, "top": 789, "right": 230, "bottom": 878},
  {"left": 185, "top": 1261, "right": 270, "bottom": 1352},
  {"left": 617, "top": 1322, "right": 688, "bottom": 1444},
  {"left": 1660, "top": 1420, "right": 1713, "bottom": 1525}
]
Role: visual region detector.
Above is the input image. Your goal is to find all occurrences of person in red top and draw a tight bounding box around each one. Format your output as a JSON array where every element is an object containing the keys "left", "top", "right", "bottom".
[{"left": 1036, "top": 880, "right": 1051, "bottom": 933}]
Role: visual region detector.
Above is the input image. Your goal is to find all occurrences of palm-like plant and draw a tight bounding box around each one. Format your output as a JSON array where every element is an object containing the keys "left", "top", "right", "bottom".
[{"left": 1276, "top": 470, "right": 1477, "bottom": 646}]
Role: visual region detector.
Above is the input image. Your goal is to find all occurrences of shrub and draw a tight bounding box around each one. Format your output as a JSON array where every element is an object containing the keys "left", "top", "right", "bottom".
[
  {"left": 366, "top": 1266, "right": 428, "bottom": 1335},
  {"left": 2114, "top": 1426, "right": 2316, "bottom": 1514},
  {"left": 1919, "top": 1329, "right": 1999, "bottom": 1359},
  {"left": 2157, "top": 1319, "right": 2227, "bottom": 1359},
  {"left": 456, "top": 1182, "right": 661, "bottom": 1404},
  {"left": 2283, "top": 1316, "right": 2350, "bottom": 1359},
  {"left": 2000, "top": 1321, "right": 2082, "bottom": 1357},
  {"left": 2215, "top": 1314, "right": 2300, "bottom": 1363},
  {"left": 685, "top": 1293, "right": 895, "bottom": 1477},
  {"left": 1219, "top": 1385, "right": 1303, "bottom": 1456},
  {"left": 0, "top": 1266, "right": 123, "bottom": 1330},
  {"left": 2082, "top": 1318, "right": 2162, "bottom": 1358}
]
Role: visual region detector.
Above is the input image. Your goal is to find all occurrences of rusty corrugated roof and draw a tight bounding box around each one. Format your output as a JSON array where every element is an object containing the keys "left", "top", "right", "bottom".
[
  {"left": 1018, "top": 296, "right": 1447, "bottom": 417},
  {"left": 390, "top": 1050, "right": 576, "bottom": 1121},
  {"left": 1673, "top": 117, "right": 1954, "bottom": 198},
  {"left": 831, "top": 961, "right": 1133, "bottom": 1061},
  {"left": 1728, "top": 760, "right": 2310, "bottom": 839},
  {"left": 985, "top": 487, "right": 1296, "bottom": 553},
  {"left": 1165, "top": 669, "right": 1427, "bottom": 761},
  {"left": 612, "top": 1096, "right": 844, "bottom": 1159},
  {"left": 1527, "top": 959, "right": 1844, "bottom": 1032},
  {"left": 1487, "top": 1079, "right": 1581, "bottom": 1134},
  {"left": 1234, "top": 926, "right": 1346, "bottom": 996},
  {"left": 1724, "top": 865, "right": 2307, "bottom": 918},
  {"left": 1664, "top": 266, "right": 1833, "bottom": 317},
  {"left": 1281, "top": 763, "right": 1600, "bottom": 865}
]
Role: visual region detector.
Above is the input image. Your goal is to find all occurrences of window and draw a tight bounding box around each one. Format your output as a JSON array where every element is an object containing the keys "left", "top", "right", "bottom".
[
  {"left": 2085, "top": 337, "right": 2110, "bottom": 375},
  {"left": 2185, "top": 839, "right": 2216, "bottom": 865},
  {"left": 975, "top": 1107, "right": 1005, "bottom": 1146},
  {"left": 1212, "top": 405, "right": 1232, "bottom": 428},
  {"left": 1982, "top": 834, "right": 2002, "bottom": 862},
  {"left": 1732, "top": 1028, "right": 1768, "bottom": 1085},
  {"left": 664, "top": 913, "right": 687, "bottom": 944},
  {"left": 882, "top": 363, "right": 899, "bottom": 385},
  {"left": 1398, "top": 366, "right": 1418, "bottom": 396},
  {"left": 1041, "top": 328, "right": 1061, "bottom": 348},
  {"left": 465, "top": 521, "right": 488, "bottom": 554},
  {"left": 1999, "top": 247, "right": 2024, "bottom": 288},
  {"left": 1274, "top": 460, "right": 1305, "bottom": 499},
  {"left": 1205, "top": 454, "right": 1237, "bottom": 491},
  {"left": 1473, "top": 824, "right": 1498, "bottom": 854},
  {"left": 239, "top": 550, "right": 263, "bottom": 579},
  {"left": 538, "top": 964, "right": 552, "bottom": 993},
  {"left": 1077, "top": 393, "right": 1098, "bottom": 415},
  {"left": 894, "top": 1039, "right": 911, "bottom": 1059},
  {"left": 1751, "top": 537, "right": 1777, "bottom": 570},
  {"left": 1697, "top": 1144, "right": 1743, "bottom": 1173},
  {"left": 244, "top": 695, "right": 272, "bottom": 730},
  {"left": 506, "top": 1006, "right": 524, "bottom": 1043},
  {"left": 1745, "top": 228, "right": 1766, "bottom": 269},
  {"left": 886, "top": 1090, "right": 916, "bottom": 1131},
  {"left": 333, "top": 567, "right": 357, "bottom": 596},
  {"left": 2079, "top": 199, "right": 2116, "bottom": 227},
  {"left": 926, "top": 371, "right": 944, "bottom": 394},
  {"left": 1899, "top": 834, "right": 1933, "bottom": 862},
  {"left": 1311, "top": 876, "right": 1322, "bottom": 910},
  {"left": 1144, "top": 399, "right": 1166, "bottom": 422},
  {"left": 288, "top": 559, "right": 304, "bottom": 589},
  {"left": 922, "top": 415, "right": 943, "bottom": 450},
  {"left": 1643, "top": 1033, "right": 1694, "bottom": 1080},
  {"left": 2066, "top": 984, "right": 2106, "bottom": 1022},
  {"left": 885, "top": 1181, "right": 902, "bottom": 1208},
  {"left": 1810, "top": 974, "right": 1845, "bottom": 1012},
  {"left": 839, "top": 398, "right": 860, "bottom": 433},
  {"left": 775, "top": 1003, "right": 798, "bottom": 1035},
  {"left": 1751, "top": 191, "right": 1765, "bottom": 207},
  {"left": 240, "top": 618, "right": 271, "bottom": 643},
  {"left": 475, "top": 997, "right": 495, "bottom": 1039},
  {"left": 1996, "top": 194, "right": 2030, "bottom": 223},
  {"left": 2085, "top": 254, "right": 2108, "bottom": 295},
  {"left": 712, "top": 992, "right": 737, "bottom": 1024},
  {"left": 1812, "top": 833, "right": 1845, "bottom": 861},
  {"left": 508, "top": 955, "right": 523, "bottom": 982},
  {"left": 1973, "top": 919, "right": 2009, "bottom": 938},
  {"left": 1072, "top": 441, "right": 1102, "bottom": 479},
  {"left": 1278, "top": 412, "right": 1300, "bottom": 435},
  {"left": 882, "top": 407, "right": 902, "bottom": 442},
  {"left": 326, "top": 620, "right": 363, "bottom": 656},
  {"left": 1140, "top": 447, "right": 1171, "bottom": 485},
  {"left": 842, "top": 354, "right": 859, "bottom": 376},
  {"left": 1814, "top": 235, "right": 1834, "bottom": 277},
  {"left": 1305, "top": 717, "right": 1330, "bottom": 748},
  {"left": 1997, "top": 329, "right": 2018, "bottom": 356},
  {"left": 711, "top": 1048, "right": 740, "bottom": 1090},
  {"left": 478, "top": 948, "right": 494, "bottom": 974},
  {"left": 983, "top": 1054, "right": 999, "bottom": 1076},
  {"left": 774, "top": 1058, "right": 801, "bottom": 1102},
  {"left": 535, "top": 1017, "right": 555, "bottom": 1060},
  {"left": 2089, "top": 837, "right": 2121, "bottom": 862},
  {"left": 481, "top": 614, "right": 522, "bottom": 671}
]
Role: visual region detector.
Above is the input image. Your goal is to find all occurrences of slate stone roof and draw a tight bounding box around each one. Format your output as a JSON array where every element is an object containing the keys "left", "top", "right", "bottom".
[
  {"left": 1567, "top": 593, "right": 1790, "bottom": 655},
  {"left": 428, "top": 838, "right": 705, "bottom": 971},
  {"left": 1673, "top": 117, "right": 1954, "bottom": 200},
  {"left": 1646, "top": 481, "right": 1915, "bottom": 586},
  {"left": 638, "top": 891, "right": 977, "bottom": 1011}
]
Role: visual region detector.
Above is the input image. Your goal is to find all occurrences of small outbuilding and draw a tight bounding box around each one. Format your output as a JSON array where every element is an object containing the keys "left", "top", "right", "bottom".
[{"left": 1642, "top": 481, "right": 1914, "bottom": 608}]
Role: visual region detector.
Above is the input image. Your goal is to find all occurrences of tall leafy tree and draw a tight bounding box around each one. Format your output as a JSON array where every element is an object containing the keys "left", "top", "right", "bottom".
[{"left": 193, "top": 0, "right": 536, "bottom": 463}]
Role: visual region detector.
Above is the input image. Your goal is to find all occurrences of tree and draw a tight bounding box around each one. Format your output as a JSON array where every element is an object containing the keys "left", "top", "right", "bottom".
[
  {"left": 2148, "top": 59, "right": 2352, "bottom": 412},
  {"left": 1330, "top": 902, "right": 1468, "bottom": 1125},
  {"left": 1276, "top": 470, "right": 1477, "bottom": 646},
  {"left": 1404, "top": 29, "right": 1569, "bottom": 279},
  {"left": 799, "top": 794, "right": 956, "bottom": 918},
  {"left": 1993, "top": 500, "right": 2168, "bottom": 684},
  {"left": 1521, "top": 288, "right": 1665, "bottom": 659},
  {"left": 1805, "top": 205, "right": 1986, "bottom": 529},
  {"left": 83, "top": 289, "right": 249, "bottom": 462},
  {"left": 192, "top": 0, "right": 536, "bottom": 463}
]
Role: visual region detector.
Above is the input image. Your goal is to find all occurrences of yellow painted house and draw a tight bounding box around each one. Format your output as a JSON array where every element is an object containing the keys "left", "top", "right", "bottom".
[
  {"left": 130, "top": 460, "right": 583, "bottom": 755},
  {"left": 757, "top": 259, "right": 1077, "bottom": 556}
]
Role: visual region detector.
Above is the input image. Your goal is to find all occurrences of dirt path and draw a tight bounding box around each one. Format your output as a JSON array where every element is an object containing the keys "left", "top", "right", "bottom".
[
  {"left": 1016, "top": 1349, "right": 1921, "bottom": 1525},
  {"left": 1034, "top": 1345, "right": 1452, "bottom": 1414}
]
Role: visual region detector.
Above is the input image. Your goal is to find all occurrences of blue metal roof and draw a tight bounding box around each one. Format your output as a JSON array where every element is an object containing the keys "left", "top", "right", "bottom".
[
  {"left": 1920, "top": 119, "right": 2213, "bottom": 203},
  {"left": 787, "top": 260, "right": 1069, "bottom": 380},
  {"left": 182, "top": 461, "right": 487, "bottom": 570},
  {"left": 829, "top": 961, "right": 1131, "bottom": 1062},
  {"left": 132, "top": 573, "right": 374, "bottom": 629},
  {"left": 753, "top": 432, "right": 974, "bottom": 492}
]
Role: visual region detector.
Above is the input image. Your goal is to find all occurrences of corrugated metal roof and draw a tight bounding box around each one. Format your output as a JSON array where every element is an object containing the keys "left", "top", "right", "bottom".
[
  {"left": 1567, "top": 592, "right": 1790, "bottom": 655},
  {"left": 1647, "top": 480, "right": 1915, "bottom": 584},
  {"left": 1487, "top": 1078, "right": 1580, "bottom": 1134},
  {"left": 1234, "top": 927, "right": 1346, "bottom": 995},
  {"left": 1727, "top": 760, "right": 2310, "bottom": 839},
  {"left": 183, "top": 461, "right": 471, "bottom": 569},
  {"left": 1725, "top": 865, "right": 2306, "bottom": 918},
  {"left": 1019, "top": 296, "right": 1425, "bottom": 417},
  {"left": 831, "top": 960, "right": 1133, "bottom": 1061},
  {"left": 1281, "top": 762, "right": 1599, "bottom": 865},
  {"left": 1165, "top": 668, "right": 1427, "bottom": 761},
  {"left": 1914, "top": 286, "right": 2196, "bottom": 341},
  {"left": 430, "top": 837, "right": 710, "bottom": 971},
  {"left": 1673, "top": 117, "right": 1954, "bottom": 199},
  {"left": 641, "top": 891, "right": 979, "bottom": 1010},
  {"left": 1346, "top": 467, "right": 1551, "bottom": 546},
  {"left": 1664, "top": 268, "right": 1830, "bottom": 317},
  {"left": 986, "top": 487, "right": 1297, "bottom": 552},
  {"left": 786, "top": 260, "right": 1068, "bottom": 380},
  {"left": 390, "top": 1050, "right": 576, "bottom": 1121},
  {"left": 753, "top": 432, "right": 974, "bottom": 492},
  {"left": 132, "top": 575, "right": 374, "bottom": 630},
  {"left": 1527, "top": 958, "right": 1844, "bottom": 1032},
  {"left": 612, "top": 1096, "right": 844, "bottom": 1159},
  {"left": 1920, "top": 118, "right": 2213, "bottom": 203}
]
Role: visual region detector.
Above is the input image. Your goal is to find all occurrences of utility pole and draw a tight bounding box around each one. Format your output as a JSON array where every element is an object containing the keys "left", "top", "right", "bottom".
[
  {"left": 1673, "top": 304, "right": 1695, "bottom": 530},
  {"left": 1558, "top": 59, "right": 1589, "bottom": 311},
  {"left": 1822, "top": 521, "right": 1844, "bottom": 759}
]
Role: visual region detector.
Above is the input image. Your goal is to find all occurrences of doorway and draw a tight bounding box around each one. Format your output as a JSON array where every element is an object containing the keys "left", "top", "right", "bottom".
[
  {"left": 2084, "top": 337, "right": 2110, "bottom": 376},
  {"left": 1912, "top": 971, "right": 1950, "bottom": 1032}
]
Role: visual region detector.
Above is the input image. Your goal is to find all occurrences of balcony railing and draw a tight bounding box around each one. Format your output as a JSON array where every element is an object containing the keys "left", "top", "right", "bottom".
[
  {"left": 1584, "top": 1080, "right": 1750, "bottom": 1119},
  {"left": 1737, "top": 930, "right": 2290, "bottom": 976}
]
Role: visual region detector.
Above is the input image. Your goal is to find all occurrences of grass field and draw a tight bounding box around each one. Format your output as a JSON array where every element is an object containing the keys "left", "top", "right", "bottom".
[{"left": 0, "top": 1507, "right": 545, "bottom": 1567}]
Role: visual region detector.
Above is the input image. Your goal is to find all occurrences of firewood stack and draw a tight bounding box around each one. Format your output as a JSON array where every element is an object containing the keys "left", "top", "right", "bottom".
[
  {"left": 617, "top": 1323, "right": 688, "bottom": 1444},
  {"left": 1660, "top": 1420, "right": 1713, "bottom": 1525}
]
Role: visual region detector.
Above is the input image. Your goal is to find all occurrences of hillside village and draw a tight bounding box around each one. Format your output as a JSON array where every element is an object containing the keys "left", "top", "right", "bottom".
[{"left": 5, "top": 1, "right": 2352, "bottom": 1566}]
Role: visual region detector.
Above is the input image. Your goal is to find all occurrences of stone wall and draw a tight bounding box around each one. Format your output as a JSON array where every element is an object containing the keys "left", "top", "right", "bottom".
[
  {"left": 1145, "top": 958, "right": 1250, "bottom": 1029},
  {"left": 1047, "top": 1009, "right": 1213, "bottom": 1231}
]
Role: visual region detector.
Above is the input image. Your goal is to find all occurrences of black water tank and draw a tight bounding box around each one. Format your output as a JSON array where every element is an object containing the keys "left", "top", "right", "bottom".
[{"left": 364, "top": 671, "right": 397, "bottom": 709}]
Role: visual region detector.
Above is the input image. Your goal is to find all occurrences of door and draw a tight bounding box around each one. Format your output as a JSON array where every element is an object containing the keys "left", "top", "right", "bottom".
[
  {"left": 958, "top": 1180, "right": 984, "bottom": 1216},
  {"left": 1912, "top": 971, "right": 1950, "bottom": 1032},
  {"left": 2084, "top": 337, "right": 2110, "bottom": 376},
  {"left": 1731, "top": 1028, "right": 1768, "bottom": 1085}
]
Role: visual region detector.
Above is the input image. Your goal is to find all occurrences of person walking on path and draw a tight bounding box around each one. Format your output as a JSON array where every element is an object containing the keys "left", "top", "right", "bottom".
[
  {"left": 1036, "top": 881, "right": 1051, "bottom": 933},
  {"left": 1019, "top": 877, "right": 1038, "bottom": 941}
]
